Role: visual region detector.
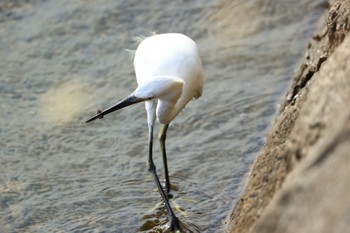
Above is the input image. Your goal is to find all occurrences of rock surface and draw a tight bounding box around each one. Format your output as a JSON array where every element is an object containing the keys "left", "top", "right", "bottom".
[{"left": 226, "top": 0, "right": 350, "bottom": 232}]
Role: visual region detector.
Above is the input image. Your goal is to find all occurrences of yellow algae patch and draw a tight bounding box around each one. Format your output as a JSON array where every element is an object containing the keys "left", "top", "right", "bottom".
[
  {"left": 0, "top": 180, "right": 25, "bottom": 194},
  {"left": 39, "top": 78, "right": 91, "bottom": 125}
]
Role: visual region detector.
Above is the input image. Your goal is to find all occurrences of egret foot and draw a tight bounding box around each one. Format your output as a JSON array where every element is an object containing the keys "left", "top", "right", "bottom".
[
  {"left": 170, "top": 216, "right": 182, "bottom": 233},
  {"left": 167, "top": 192, "right": 174, "bottom": 199}
]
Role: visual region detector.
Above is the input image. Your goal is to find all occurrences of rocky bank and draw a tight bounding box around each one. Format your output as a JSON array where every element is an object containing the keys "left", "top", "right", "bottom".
[{"left": 226, "top": 0, "right": 350, "bottom": 232}]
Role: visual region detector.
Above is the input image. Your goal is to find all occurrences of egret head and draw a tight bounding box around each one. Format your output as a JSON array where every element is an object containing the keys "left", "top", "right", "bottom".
[{"left": 134, "top": 76, "right": 184, "bottom": 102}]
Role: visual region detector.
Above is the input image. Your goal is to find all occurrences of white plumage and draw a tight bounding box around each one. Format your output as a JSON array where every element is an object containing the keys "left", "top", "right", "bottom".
[
  {"left": 86, "top": 33, "right": 204, "bottom": 232},
  {"left": 133, "top": 33, "right": 203, "bottom": 125}
]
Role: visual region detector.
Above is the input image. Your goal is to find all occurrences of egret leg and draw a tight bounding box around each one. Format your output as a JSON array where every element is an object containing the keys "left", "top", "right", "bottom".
[
  {"left": 148, "top": 125, "right": 181, "bottom": 232},
  {"left": 158, "top": 124, "right": 171, "bottom": 194}
]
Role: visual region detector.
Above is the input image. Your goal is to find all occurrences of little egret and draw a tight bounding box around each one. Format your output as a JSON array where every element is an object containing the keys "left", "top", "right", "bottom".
[{"left": 85, "top": 33, "right": 203, "bottom": 232}]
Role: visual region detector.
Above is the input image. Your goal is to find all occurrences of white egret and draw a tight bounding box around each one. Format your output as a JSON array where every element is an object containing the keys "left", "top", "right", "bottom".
[{"left": 86, "top": 33, "right": 203, "bottom": 232}]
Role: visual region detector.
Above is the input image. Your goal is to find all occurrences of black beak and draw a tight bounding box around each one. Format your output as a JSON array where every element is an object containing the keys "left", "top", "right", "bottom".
[{"left": 85, "top": 95, "right": 145, "bottom": 123}]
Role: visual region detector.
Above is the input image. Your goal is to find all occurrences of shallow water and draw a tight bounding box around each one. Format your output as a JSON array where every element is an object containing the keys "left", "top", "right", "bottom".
[{"left": 0, "top": 0, "right": 326, "bottom": 232}]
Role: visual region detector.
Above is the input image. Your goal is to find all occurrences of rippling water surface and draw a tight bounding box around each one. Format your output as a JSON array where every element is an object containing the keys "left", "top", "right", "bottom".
[{"left": 1, "top": 0, "right": 326, "bottom": 232}]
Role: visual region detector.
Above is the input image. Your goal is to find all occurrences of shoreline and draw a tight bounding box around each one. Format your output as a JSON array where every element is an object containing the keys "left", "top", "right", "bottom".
[{"left": 226, "top": 0, "right": 350, "bottom": 232}]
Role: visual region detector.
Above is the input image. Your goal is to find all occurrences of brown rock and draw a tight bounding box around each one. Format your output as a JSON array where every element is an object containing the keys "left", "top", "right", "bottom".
[
  {"left": 226, "top": 0, "right": 350, "bottom": 232},
  {"left": 252, "top": 32, "right": 350, "bottom": 233}
]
